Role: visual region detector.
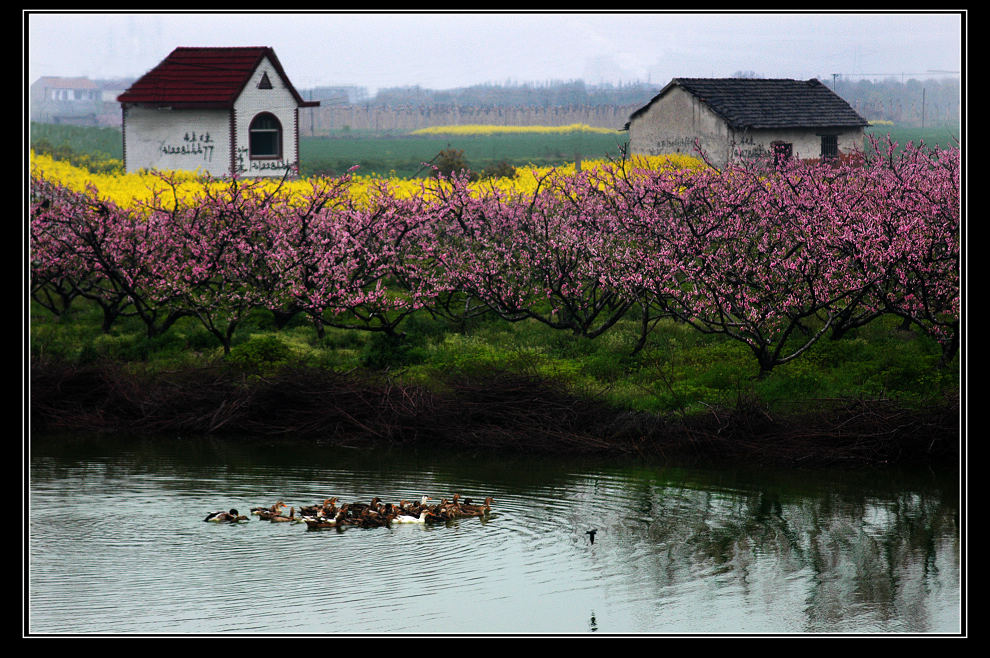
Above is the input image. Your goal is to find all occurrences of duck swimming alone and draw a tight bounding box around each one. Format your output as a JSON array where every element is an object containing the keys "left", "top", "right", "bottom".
[{"left": 204, "top": 509, "right": 248, "bottom": 523}]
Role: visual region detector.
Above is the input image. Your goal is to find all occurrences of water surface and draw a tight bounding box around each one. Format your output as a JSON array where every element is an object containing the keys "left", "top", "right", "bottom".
[{"left": 28, "top": 434, "right": 961, "bottom": 635}]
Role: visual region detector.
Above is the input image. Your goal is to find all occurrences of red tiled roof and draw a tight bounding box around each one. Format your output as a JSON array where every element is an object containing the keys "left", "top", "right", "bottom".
[{"left": 117, "top": 46, "right": 318, "bottom": 108}]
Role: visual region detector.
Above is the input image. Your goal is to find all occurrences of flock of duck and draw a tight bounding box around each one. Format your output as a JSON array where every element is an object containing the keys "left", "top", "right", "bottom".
[{"left": 204, "top": 494, "right": 494, "bottom": 529}]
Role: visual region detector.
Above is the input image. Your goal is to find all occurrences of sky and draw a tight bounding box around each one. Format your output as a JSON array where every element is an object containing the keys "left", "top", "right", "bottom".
[{"left": 25, "top": 11, "right": 965, "bottom": 94}]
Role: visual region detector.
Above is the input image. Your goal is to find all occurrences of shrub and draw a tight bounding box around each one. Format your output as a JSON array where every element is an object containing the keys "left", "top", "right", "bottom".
[
  {"left": 480, "top": 160, "right": 518, "bottom": 180},
  {"left": 226, "top": 335, "right": 294, "bottom": 371},
  {"left": 432, "top": 148, "right": 478, "bottom": 180},
  {"left": 359, "top": 331, "right": 426, "bottom": 369}
]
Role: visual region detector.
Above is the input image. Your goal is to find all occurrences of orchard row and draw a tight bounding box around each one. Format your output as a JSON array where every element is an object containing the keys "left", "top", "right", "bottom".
[{"left": 30, "top": 137, "right": 959, "bottom": 376}]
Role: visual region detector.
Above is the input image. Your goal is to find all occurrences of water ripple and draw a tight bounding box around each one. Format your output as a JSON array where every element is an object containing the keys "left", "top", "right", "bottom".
[{"left": 28, "top": 440, "right": 961, "bottom": 634}]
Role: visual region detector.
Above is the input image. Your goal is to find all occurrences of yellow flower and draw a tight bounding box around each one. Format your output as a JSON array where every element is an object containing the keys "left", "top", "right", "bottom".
[{"left": 29, "top": 150, "right": 705, "bottom": 209}]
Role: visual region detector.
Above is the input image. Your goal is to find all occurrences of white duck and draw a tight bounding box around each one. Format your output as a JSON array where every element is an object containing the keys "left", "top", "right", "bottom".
[{"left": 391, "top": 509, "right": 431, "bottom": 524}]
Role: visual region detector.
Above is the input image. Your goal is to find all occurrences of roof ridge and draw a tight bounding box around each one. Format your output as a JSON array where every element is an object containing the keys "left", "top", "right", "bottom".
[
  {"left": 117, "top": 46, "right": 317, "bottom": 109},
  {"left": 629, "top": 77, "right": 868, "bottom": 130}
]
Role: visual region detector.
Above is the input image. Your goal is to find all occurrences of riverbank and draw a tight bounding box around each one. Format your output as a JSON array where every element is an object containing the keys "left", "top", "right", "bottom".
[{"left": 30, "top": 360, "right": 959, "bottom": 467}]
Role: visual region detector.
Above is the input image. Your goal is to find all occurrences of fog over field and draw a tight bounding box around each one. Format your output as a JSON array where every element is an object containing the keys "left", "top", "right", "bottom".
[{"left": 26, "top": 11, "right": 963, "bottom": 93}]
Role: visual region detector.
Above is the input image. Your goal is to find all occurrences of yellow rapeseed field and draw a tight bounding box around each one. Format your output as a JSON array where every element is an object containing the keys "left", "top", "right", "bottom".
[{"left": 30, "top": 151, "right": 705, "bottom": 210}]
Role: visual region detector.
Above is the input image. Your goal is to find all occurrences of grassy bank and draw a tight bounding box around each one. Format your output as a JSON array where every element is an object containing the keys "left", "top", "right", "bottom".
[
  {"left": 30, "top": 298, "right": 957, "bottom": 414},
  {"left": 29, "top": 298, "right": 959, "bottom": 464}
]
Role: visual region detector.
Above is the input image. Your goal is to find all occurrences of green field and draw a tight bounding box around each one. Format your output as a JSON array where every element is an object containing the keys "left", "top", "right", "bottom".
[
  {"left": 30, "top": 122, "right": 125, "bottom": 159},
  {"left": 864, "top": 123, "right": 961, "bottom": 151},
  {"left": 30, "top": 121, "right": 960, "bottom": 179},
  {"left": 299, "top": 129, "right": 630, "bottom": 178},
  {"left": 28, "top": 122, "right": 631, "bottom": 178}
]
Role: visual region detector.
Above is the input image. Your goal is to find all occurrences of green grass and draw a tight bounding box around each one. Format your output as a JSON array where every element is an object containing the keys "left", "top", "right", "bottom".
[{"left": 30, "top": 297, "right": 958, "bottom": 418}]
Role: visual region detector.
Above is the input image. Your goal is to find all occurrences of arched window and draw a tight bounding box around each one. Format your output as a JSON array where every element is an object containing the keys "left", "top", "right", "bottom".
[{"left": 249, "top": 112, "right": 282, "bottom": 159}]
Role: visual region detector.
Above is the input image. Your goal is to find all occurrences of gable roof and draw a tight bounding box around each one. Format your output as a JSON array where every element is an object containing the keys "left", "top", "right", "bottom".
[
  {"left": 117, "top": 46, "right": 319, "bottom": 109},
  {"left": 628, "top": 78, "right": 868, "bottom": 130}
]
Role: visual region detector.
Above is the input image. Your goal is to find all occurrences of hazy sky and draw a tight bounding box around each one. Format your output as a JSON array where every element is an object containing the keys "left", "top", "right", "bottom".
[{"left": 25, "top": 11, "right": 964, "bottom": 93}]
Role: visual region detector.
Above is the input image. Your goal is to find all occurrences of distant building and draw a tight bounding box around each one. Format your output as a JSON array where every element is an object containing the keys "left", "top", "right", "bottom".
[
  {"left": 625, "top": 78, "right": 869, "bottom": 168},
  {"left": 30, "top": 76, "right": 103, "bottom": 125},
  {"left": 117, "top": 46, "right": 319, "bottom": 177}
]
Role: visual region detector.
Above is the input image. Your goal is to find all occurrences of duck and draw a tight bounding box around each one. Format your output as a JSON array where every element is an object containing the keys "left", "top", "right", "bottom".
[
  {"left": 300, "top": 498, "right": 338, "bottom": 518},
  {"left": 458, "top": 497, "right": 494, "bottom": 517},
  {"left": 358, "top": 514, "right": 389, "bottom": 529},
  {"left": 391, "top": 509, "right": 432, "bottom": 524},
  {"left": 204, "top": 508, "right": 248, "bottom": 523},
  {"left": 303, "top": 507, "right": 347, "bottom": 529},
  {"left": 403, "top": 495, "right": 432, "bottom": 513},
  {"left": 346, "top": 497, "right": 382, "bottom": 517},
  {"left": 380, "top": 502, "right": 399, "bottom": 523},
  {"left": 269, "top": 506, "right": 296, "bottom": 522},
  {"left": 251, "top": 501, "right": 286, "bottom": 520},
  {"left": 428, "top": 499, "right": 456, "bottom": 522}
]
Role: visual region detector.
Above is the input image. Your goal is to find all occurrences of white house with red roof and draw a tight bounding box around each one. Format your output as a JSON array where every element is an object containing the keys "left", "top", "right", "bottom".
[{"left": 117, "top": 46, "right": 319, "bottom": 177}]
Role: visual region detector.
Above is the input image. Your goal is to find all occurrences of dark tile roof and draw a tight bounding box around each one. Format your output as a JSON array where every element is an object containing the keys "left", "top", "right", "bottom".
[
  {"left": 629, "top": 78, "right": 868, "bottom": 130},
  {"left": 117, "top": 46, "right": 318, "bottom": 109}
]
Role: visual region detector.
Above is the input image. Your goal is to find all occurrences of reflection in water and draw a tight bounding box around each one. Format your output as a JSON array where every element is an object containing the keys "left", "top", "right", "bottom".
[{"left": 28, "top": 434, "right": 960, "bottom": 635}]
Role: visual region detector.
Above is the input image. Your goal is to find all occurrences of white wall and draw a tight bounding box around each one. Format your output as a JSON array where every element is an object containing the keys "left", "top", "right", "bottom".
[
  {"left": 232, "top": 56, "right": 300, "bottom": 178},
  {"left": 123, "top": 106, "right": 231, "bottom": 175}
]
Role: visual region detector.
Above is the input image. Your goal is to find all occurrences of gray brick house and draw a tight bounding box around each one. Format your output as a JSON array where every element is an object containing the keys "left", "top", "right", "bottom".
[{"left": 625, "top": 78, "right": 869, "bottom": 168}]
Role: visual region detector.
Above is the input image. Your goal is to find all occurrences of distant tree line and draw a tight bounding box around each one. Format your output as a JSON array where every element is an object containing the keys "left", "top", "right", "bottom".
[
  {"left": 832, "top": 77, "right": 959, "bottom": 127},
  {"left": 34, "top": 75, "right": 959, "bottom": 132},
  {"left": 297, "top": 77, "right": 958, "bottom": 128},
  {"left": 366, "top": 80, "right": 659, "bottom": 108}
]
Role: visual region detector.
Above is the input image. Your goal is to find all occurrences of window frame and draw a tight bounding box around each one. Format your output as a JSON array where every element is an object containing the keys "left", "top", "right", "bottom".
[
  {"left": 248, "top": 112, "right": 283, "bottom": 160},
  {"left": 820, "top": 134, "right": 839, "bottom": 162}
]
